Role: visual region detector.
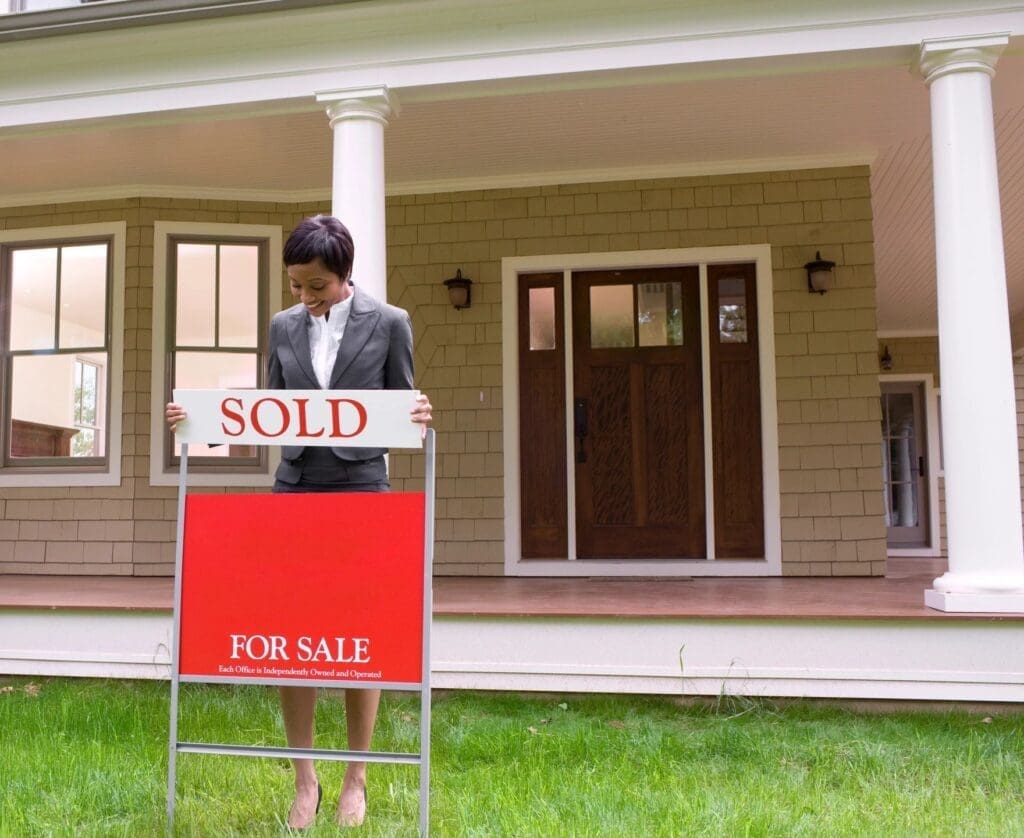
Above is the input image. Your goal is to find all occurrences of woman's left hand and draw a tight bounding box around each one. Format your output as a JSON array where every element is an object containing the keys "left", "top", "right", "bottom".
[{"left": 410, "top": 393, "right": 432, "bottom": 432}]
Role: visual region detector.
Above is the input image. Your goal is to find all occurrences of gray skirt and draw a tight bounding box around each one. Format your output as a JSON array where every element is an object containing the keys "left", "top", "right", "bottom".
[{"left": 272, "top": 448, "right": 388, "bottom": 494}]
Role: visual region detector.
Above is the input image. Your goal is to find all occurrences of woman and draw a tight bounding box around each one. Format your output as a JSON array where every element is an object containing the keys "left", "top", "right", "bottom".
[{"left": 166, "top": 215, "right": 432, "bottom": 828}]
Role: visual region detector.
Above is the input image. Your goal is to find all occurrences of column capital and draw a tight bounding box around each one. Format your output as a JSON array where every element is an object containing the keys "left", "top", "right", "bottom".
[
  {"left": 917, "top": 33, "right": 1008, "bottom": 85},
  {"left": 315, "top": 86, "right": 399, "bottom": 128}
]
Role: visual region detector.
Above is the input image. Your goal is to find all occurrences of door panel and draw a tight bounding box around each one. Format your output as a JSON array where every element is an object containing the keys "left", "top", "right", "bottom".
[
  {"left": 707, "top": 264, "right": 764, "bottom": 558},
  {"left": 572, "top": 267, "right": 705, "bottom": 558},
  {"left": 518, "top": 273, "right": 568, "bottom": 558}
]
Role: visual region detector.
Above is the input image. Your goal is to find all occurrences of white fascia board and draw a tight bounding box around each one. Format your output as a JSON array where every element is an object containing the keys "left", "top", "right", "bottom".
[{"left": 2, "top": 2, "right": 1024, "bottom": 128}]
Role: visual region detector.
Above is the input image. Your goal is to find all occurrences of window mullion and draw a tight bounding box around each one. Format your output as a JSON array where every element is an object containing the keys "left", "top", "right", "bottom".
[
  {"left": 214, "top": 244, "right": 221, "bottom": 348},
  {"left": 53, "top": 246, "right": 62, "bottom": 350}
]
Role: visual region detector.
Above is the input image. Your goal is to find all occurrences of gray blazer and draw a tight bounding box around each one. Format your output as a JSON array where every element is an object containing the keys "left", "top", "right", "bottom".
[{"left": 268, "top": 286, "right": 414, "bottom": 482}]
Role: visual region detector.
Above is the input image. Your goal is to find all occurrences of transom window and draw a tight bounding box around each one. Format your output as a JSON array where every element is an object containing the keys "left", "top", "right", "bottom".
[{"left": 0, "top": 238, "right": 112, "bottom": 470}]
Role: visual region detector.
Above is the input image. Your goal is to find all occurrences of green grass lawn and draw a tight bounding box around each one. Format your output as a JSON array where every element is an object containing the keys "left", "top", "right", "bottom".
[{"left": 1, "top": 677, "right": 1022, "bottom": 837}]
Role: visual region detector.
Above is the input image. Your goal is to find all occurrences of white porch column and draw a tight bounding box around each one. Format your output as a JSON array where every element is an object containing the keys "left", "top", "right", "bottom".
[
  {"left": 315, "top": 86, "right": 397, "bottom": 301},
  {"left": 919, "top": 34, "right": 1024, "bottom": 612}
]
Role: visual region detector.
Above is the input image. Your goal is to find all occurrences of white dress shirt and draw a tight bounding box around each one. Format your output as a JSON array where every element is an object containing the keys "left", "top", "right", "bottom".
[{"left": 308, "top": 295, "right": 353, "bottom": 389}]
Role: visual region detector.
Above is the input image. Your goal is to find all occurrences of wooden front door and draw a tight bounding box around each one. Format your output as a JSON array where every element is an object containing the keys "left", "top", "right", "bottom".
[{"left": 572, "top": 268, "right": 706, "bottom": 558}]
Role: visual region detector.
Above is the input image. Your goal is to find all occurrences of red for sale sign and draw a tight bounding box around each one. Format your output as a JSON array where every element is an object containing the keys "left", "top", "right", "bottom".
[{"left": 178, "top": 492, "right": 426, "bottom": 686}]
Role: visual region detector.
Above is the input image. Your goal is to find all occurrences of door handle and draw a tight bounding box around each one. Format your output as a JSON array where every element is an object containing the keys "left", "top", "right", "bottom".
[
  {"left": 574, "top": 398, "right": 588, "bottom": 463},
  {"left": 919, "top": 456, "right": 925, "bottom": 478},
  {"left": 574, "top": 398, "right": 588, "bottom": 438}
]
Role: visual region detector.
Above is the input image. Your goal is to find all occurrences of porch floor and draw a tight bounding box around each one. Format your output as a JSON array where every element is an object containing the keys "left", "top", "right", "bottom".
[{"left": 1, "top": 559, "right": 1020, "bottom": 621}]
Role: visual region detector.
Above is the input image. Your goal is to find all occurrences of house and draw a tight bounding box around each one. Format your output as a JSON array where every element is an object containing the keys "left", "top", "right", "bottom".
[{"left": 1, "top": 0, "right": 1023, "bottom": 701}]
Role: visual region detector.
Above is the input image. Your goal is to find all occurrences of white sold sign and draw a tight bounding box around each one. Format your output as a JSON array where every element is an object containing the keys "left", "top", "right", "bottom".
[{"left": 172, "top": 389, "right": 423, "bottom": 449}]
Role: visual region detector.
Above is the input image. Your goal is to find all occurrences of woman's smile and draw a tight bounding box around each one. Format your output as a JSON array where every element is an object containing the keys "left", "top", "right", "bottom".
[{"left": 288, "top": 257, "right": 350, "bottom": 314}]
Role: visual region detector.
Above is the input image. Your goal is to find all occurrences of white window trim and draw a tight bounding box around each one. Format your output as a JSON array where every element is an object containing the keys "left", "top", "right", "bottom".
[
  {"left": 501, "top": 244, "right": 781, "bottom": 578},
  {"left": 149, "top": 221, "right": 282, "bottom": 487},
  {"left": 881, "top": 373, "right": 942, "bottom": 558},
  {"left": 0, "top": 222, "right": 125, "bottom": 488}
]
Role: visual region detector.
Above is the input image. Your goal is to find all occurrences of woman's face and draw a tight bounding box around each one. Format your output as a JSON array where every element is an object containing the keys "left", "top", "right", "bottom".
[{"left": 288, "top": 258, "right": 350, "bottom": 317}]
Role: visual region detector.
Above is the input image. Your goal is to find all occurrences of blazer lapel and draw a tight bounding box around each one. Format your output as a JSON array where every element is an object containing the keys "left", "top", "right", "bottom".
[
  {"left": 286, "top": 307, "right": 320, "bottom": 388},
  {"left": 330, "top": 287, "right": 380, "bottom": 387}
]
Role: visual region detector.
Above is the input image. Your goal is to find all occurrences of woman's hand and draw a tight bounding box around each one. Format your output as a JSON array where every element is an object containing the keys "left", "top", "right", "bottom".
[
  {"left": 410, "top": 393, "right": 432, "bottom": 437},
  {"left": 165, "top": 402, "right": 188, "bottom": 433}
]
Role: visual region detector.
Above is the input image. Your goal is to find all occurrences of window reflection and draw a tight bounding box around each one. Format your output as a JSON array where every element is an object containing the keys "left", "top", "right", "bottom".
[
  {"left": 881, "top": 392, "right": 920, "bottom": 527},
  {"left": 718, "top": 277, "right": 748, "bottom": 343},
  {"left": 637, "top": 282, "right": 683, "bottom": 346}
]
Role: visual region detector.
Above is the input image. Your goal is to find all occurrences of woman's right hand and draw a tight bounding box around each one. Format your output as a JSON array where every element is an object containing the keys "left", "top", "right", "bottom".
[{"left": 166, "top": 402, "right": 187, "bottom": 432}]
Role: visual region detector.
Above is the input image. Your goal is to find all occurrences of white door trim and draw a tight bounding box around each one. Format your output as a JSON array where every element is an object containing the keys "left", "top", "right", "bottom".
[{"left": 502, "top": 245, "right": 781, "bottom": 577}]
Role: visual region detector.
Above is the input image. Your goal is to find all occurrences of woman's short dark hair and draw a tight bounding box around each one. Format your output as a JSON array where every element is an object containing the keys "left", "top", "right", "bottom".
[{"left": 283, "top": 215, "right": 355, "bottom": 281}]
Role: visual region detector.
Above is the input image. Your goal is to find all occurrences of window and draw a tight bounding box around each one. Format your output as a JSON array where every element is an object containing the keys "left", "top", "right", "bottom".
[
  {"left": 150, "top": 222, "right": 282, "bottom": 486},
  {"left": 0, "top": 223, "right": 124, "bottom": 486}
]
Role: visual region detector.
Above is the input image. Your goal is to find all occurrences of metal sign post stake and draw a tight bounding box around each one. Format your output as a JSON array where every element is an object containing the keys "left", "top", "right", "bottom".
[{"left": 166, "top": 394, "right": 434, "bottom": 836}]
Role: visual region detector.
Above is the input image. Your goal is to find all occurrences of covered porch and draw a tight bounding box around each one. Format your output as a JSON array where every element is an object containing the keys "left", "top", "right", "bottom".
[{"left": 3, "top": 0, "right": 1024, "bottom": 666}]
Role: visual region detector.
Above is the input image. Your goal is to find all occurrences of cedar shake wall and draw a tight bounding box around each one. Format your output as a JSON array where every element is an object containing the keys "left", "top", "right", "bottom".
[
  {"left": 0, "top": 166, "right": 888, "bottom": 577},
  {"left": 0, "top": 198, "right": 325, "bottom": 576}
]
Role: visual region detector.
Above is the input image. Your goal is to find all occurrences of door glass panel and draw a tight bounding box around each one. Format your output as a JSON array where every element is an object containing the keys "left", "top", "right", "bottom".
[
  {"left": 218, "top": 245, "right": 259, "bottom": 348},
  {"left": 175, "top": 244, "right": 217, "bottom": 346},
  {"left": 637, "top": 282, "right": 683, "bottom": 346},
  {"left": 10, "top": 248, "right": 57, "bottom": 351},
  {"left": 881, "top": 392, "right": 920, "bottom": 527},
  {"left": 718, "top": 277, "right": 748, "bottom": 343},
  {"left": 528, "top": 287, "right": 556, "bottom": 350},
  {"left": 59, "top": 244, "right": 107, "bottom": 348},
  {"left": 590, "top": 284, "right": 634, "bottom": 348}
]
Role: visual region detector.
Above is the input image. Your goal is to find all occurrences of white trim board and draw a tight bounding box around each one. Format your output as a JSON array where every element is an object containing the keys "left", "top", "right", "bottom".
[
  {"left": 149, "top": 221, "right": 282, "bottom": 487},
  {"left": 0, "top": 222, "right": 126, "bottom": 488},
  {"left": 4, "top": 609, "right": 1023, "bottom": 702},
  {"left": 502, "top": 245, "right": 781, "bottom": 577},
  {"left": 2, "top": 0, "right": 1023, "bottom": 128},
  {"left": 433, "top": 616, "right": 1024, "bottom": 702},
  {"left": 0, "top": 153, "right": 874, "bottom": 210}
]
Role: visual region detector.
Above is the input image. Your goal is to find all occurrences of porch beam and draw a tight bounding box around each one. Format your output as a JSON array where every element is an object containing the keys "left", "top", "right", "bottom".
[
  {"left": 316, "top": 86, "right": 396, "bottom": 302},
  {"left": 3, "top": 4, "right": 1024, "bottom": 130},
  {"left": 918, "top": 33, "right": 1024, "bottom": 613}
]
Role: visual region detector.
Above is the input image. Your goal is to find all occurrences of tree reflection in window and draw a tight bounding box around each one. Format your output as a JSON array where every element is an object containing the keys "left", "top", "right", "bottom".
[
  {"left": 718, "top": 277, "right": 748, "bottom": 343},
  {"left": 72, "top": 358, "right": 100, "bottom": 457}
]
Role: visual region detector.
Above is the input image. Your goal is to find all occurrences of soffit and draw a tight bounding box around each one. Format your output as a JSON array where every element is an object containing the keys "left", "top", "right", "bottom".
[{"left": 1, "top": 53, "right": 1023, "bottom": 332}]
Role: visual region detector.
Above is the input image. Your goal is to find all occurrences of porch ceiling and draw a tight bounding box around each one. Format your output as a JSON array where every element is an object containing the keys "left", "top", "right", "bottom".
[{"left": 3, "top": 51, "right": 1024, "bottom": 333}]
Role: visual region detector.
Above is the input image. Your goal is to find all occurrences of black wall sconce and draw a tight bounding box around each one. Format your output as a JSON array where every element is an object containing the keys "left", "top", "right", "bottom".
[
  {"left": 880, "top": 345, "right": 893, "bottom": 371},
  {"left": 443, "top": 268, "right": 472, "bottom": 309},
  {"left": 805, "top": 251, "right": 836, "bottom": 294}
]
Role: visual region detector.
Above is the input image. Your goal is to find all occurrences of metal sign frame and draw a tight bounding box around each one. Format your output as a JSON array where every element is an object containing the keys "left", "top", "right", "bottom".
[{"left": 167, "top": 427, "right": 435, "bottom": 835}]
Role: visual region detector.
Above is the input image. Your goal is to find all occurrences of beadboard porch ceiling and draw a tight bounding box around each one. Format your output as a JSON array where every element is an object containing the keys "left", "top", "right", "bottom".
[{"left": 2, "top": 49, "right": 1024, "bottom": 334}]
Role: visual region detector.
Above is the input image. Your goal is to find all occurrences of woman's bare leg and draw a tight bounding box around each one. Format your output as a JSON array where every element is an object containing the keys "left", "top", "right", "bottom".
[
  {"left": 337, "top": 688, "right": 381, "bottom": 825},
  {"left": 280, "top": 686, "right": 320, "bottom": 828}
]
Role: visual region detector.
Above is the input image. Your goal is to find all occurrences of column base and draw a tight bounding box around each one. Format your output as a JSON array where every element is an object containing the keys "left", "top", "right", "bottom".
[{"left": 925, "top": 588, "right": 1024, "bottom": 613}]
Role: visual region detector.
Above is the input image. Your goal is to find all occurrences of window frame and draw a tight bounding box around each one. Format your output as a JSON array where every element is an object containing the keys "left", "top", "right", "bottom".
[
  {"left": 0, "top": 222, "right": 125, "bottom": 487},
  {"left": 149, "top": 221, "right": 282, "bottom": 487}
]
